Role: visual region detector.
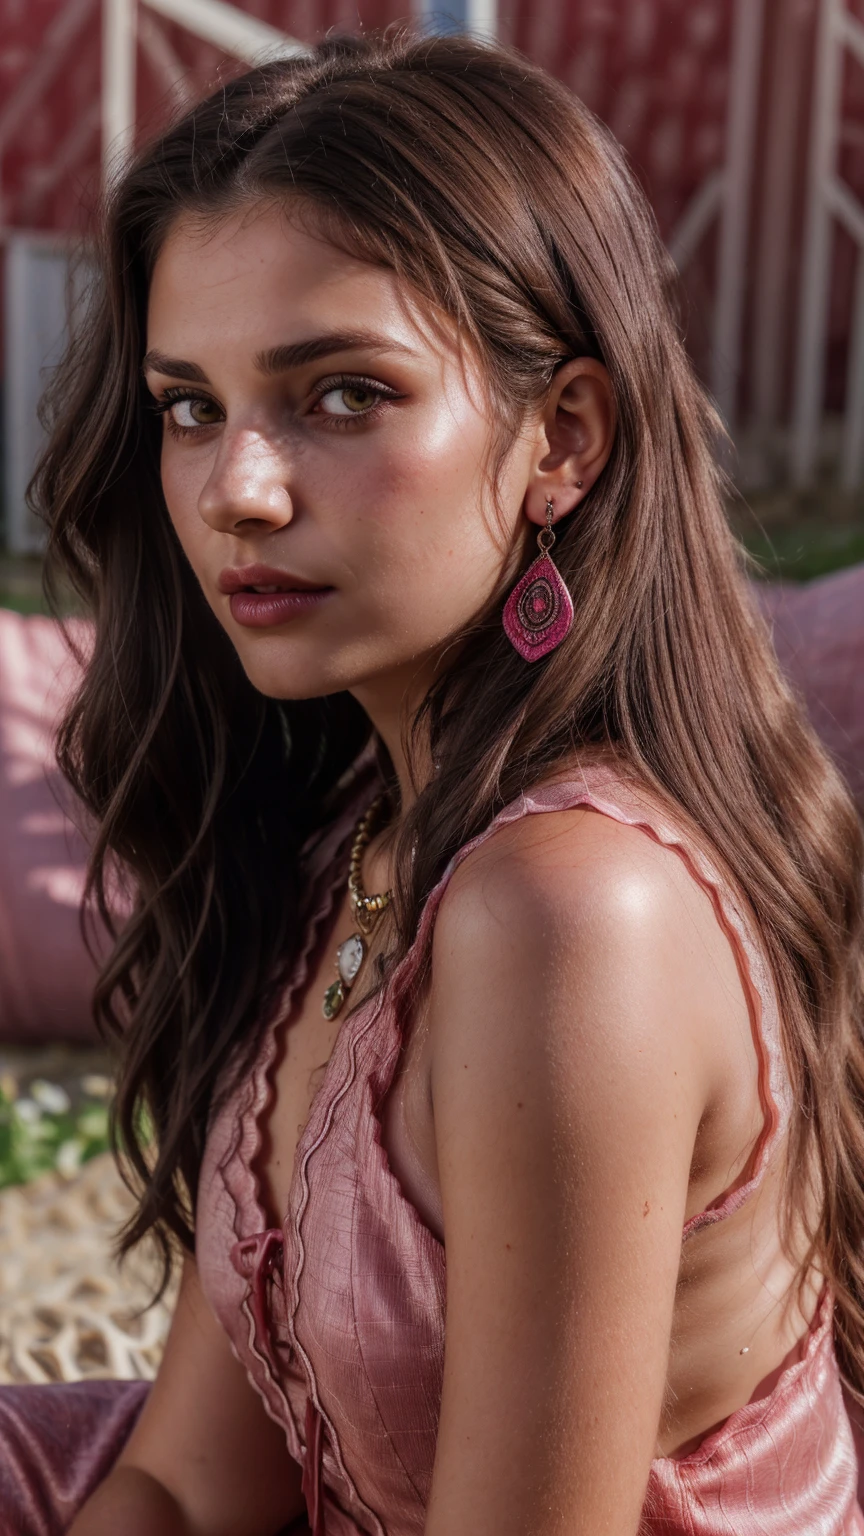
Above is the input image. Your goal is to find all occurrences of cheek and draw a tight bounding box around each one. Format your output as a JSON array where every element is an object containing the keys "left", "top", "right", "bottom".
[
  {"left": 343, "top": 404, "right": 507, "bottom": 575},
  {"left": 159, "top": 443, "right": 207, "bottom": 553}
]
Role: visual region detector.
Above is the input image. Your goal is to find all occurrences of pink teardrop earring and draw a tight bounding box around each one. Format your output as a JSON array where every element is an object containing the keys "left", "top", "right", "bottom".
[{"left": 502, "top": 497, "right": 575, "bottom": 661}]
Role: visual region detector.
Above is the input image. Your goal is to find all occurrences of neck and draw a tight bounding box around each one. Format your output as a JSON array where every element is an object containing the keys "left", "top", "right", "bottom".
[{"left": 349, "top": 651, "right": 444, "bottom": 821}]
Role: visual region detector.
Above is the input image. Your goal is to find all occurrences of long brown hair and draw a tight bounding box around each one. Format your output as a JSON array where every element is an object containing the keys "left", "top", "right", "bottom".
[{"left": 36, "top": 28, "right": 864, "bottom": 1394}]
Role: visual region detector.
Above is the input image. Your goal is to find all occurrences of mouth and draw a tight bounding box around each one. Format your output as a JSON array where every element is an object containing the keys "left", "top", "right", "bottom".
[
  {"left": 218, "top": 564, "right": 332, "bottom": 595},
  {"left": 218, "top": 565, "right": 335, "bottom": 630}
]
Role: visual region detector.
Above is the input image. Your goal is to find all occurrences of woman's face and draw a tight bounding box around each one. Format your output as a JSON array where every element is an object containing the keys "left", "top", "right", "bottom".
[{"left": 145, "top": 204, "right": 537, "bottom": 709}]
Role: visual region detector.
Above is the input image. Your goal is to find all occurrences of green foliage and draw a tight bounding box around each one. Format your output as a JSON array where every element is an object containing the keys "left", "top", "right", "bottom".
[
  {"left": 0, "top": 589, "right": 51, "bottom": 614},
  {"left": 744, "top": 523, "right": 864, "bottom": 583},
  {"left": 0, "top": 1078, "right": 112, "bottom": 1190}
]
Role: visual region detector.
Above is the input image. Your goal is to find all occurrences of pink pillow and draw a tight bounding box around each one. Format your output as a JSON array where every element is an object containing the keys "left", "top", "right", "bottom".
[
  {"left": 757, "top": 565, "right": 864, "bottom": 811},
  {"left": 0, "top": 610, "right": 100, "bottom": 1044}
]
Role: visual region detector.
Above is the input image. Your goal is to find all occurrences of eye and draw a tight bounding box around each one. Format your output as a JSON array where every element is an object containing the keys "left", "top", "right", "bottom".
[
  {"left": 317, "top": 383, "right": 384, "bottom": 417},
  {"left": 150, "top": 388, "right": 224, "bottom": 438},
  {"left": 168, "top": 395, "right": 223, "bottom": 428},
  {"left": 311, "top": 374, "right": 403, "bottom": 426}
]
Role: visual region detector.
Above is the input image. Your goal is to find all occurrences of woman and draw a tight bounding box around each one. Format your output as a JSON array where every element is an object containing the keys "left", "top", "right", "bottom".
[{"left": 4, "top": 27, "right": 864, "bottom": 1536}]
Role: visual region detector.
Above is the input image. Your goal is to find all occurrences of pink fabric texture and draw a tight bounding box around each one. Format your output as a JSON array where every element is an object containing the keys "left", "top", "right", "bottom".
[
  {"left": 645, "top": 1290, "right": 861, "bottom": 1533},
  {"left": 0, "top": 1380, "right": 149, "bottom": 1536},
  {"left": 0, "top": 610, "right": 101, "bottom": 1044},
  {"left": 196, "top": 744, "right": 864, "bottom": 1535}
]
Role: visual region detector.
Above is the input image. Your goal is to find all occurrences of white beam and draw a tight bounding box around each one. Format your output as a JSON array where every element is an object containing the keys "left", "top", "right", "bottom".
[
  {"left": 666, "top": 171, "right": 723, "bottom": 273},
  {"left": 839, "top": 9, "right": 864, "bottom": 71},
  {"left": 792, "top": 0, "right": 843, "bottom": 487},
  {"left": 828, "top": 175, "right": 864, "bottom": 249},
  {"left": 711, "top": 0, "right": 765, "bottom": 427},
  {"left": 141, "top": 0, "right": 307, "bottom": 63},
  {"left": 138, "top": 5, "right": 195, "bottom": 106},
  {"left": 752, "top": 0, "right": 805, "bottom": 430},
  {"left": 828, "top": 177, "right": 864, "bottom": 487},
  {"left": 468, "top": 0, "right": 497, "bottom": 36},
  {"left": 103, "top": 0, "right": 138, "bottom": 181},
  {"left": 842, "top": 254, "right": 864, "bottom": 487}
]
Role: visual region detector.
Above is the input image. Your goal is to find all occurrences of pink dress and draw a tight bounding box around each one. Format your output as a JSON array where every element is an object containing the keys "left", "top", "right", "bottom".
[
  {"left": 1, "top": 743, "right": 861, "bottom": 1534},
  {"left": 194, "top": 741, "right": 864, "bottom": 1536}
]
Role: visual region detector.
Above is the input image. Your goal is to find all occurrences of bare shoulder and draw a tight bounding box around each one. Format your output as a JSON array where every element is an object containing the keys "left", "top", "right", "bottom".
[
  {"left": 429, "top": 800, "right": 749, "bottom": 1101},
  {"left": 436, "top": 799, "right": 731, "bottom": 980}
]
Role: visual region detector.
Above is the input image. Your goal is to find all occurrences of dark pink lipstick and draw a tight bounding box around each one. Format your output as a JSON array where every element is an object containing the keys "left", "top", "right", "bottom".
[{"left": 218, "top": 564, "right": 334, "bottom": 629}]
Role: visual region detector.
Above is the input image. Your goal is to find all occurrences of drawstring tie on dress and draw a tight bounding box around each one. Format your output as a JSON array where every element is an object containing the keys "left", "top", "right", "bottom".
[{"left": 231, "top": 1227, "right": 285, "bottom": 1348}]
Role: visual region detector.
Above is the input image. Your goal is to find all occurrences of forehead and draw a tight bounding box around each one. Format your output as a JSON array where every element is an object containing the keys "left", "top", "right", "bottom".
[{"left": 147, "top": 203, "right": 445, "bottom": 358}]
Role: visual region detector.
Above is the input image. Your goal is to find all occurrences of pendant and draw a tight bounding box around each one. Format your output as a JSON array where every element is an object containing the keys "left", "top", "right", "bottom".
[{"left": 322, "top": 931, "right": 367, "bottom": 1019}]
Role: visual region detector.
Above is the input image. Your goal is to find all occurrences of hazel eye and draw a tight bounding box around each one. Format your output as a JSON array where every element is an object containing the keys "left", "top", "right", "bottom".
[
  {"left": 169, "top": 396, "right": 222, "bottom": 427},
  {"left": 318, "top": 385, "right": 380, "bottom": 416}
]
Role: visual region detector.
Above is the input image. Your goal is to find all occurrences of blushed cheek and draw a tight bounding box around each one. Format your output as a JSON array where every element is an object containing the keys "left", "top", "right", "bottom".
[{"left": 355, "top": 403, "right": 496, "bottom": 551}]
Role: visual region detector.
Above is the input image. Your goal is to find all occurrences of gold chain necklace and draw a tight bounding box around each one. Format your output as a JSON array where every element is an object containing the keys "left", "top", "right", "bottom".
[{"left": 322, "top": 790, "right": 394, "bottom": 1020}]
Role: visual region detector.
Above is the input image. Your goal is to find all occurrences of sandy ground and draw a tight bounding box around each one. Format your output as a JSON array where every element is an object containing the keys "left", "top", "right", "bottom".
[
  {"left": 0, "top": 1152, "right": 177, "bottom": 1386},
  {"left": 0, "top": 1046, "right": 176, "bottom": 1387}
]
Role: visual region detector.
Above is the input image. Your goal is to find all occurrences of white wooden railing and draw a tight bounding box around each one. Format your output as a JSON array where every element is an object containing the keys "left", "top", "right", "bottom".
[
  {"left": 793, "top": 0, "right": 864, "bottom": 488},
  {"left": 102, "top": 0, "right": 308, "bottom": 176}
]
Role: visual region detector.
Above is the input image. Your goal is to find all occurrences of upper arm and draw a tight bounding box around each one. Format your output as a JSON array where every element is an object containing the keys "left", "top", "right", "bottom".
[
  {"left": 425, "top": 808, "right": 721, "bottom": 1536},
  {"left": 118, "top": 1252, "right": 305, "bottom": 1536}
]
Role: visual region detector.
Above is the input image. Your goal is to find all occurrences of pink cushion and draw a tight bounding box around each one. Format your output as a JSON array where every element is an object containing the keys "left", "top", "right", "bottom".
[
  {"left": 757, "top": 565, "right": 864, "bottom": 810},
  {"left": 0, "top": 610, "right": 100, "bottom": 1044}
]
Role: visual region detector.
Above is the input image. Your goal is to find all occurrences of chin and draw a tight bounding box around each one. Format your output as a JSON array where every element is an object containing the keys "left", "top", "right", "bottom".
[
  {"left": 232, "top": 646, "right": 349, "bottom": 702},
  {"left": 244, "top": 665, "right": 340, "bottom": 702}
]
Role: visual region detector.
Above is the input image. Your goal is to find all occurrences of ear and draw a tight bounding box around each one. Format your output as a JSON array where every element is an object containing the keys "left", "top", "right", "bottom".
[{"left": 524, "top": 358, "right": 616, "bottom": 527}]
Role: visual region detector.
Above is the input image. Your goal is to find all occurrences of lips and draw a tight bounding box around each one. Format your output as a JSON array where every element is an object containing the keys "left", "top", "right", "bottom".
[
  {"left": 218, "top": 565, "right": 335, "bottom": 629},
  {"left": 217, "top": 564, "right": 330, "bottom": 595}
]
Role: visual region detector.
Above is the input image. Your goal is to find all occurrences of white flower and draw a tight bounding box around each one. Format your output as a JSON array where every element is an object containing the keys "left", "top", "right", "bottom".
[
  {"left": 56, "top": 1139, "right": 84, "bottom": 1178},
  {"left": 14, "top": 1098, "right": 41, "bottom": 1124},
  {"left": 78, "top": 1107, "right": 108, "bottom": 1141},
  {"left": 30, "top": 1080, "right": 71, "bottom": 1115},
  {"left": 81, "top": 1074, "right": 112, "bottom": 1099}
]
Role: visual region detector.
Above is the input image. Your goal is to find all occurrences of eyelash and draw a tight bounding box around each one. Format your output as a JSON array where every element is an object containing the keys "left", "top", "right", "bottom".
[{"left": 150, "top": 374, "right": 402, "bottom": 440}]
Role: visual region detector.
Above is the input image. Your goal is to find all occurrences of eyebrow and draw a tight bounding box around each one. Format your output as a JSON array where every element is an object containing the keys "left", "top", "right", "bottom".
[
  {"left": 141, "top": 351, "right": 209, "bottom": 382},
  {"left": 142, "top": 329, "right": 417, "bottom": 383}
]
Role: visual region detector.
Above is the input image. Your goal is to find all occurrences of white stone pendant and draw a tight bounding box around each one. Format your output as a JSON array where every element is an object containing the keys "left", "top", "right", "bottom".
[
  {"left": 337, "top": 933, "right": 366, "bottom": 987},
  {"left": 323, "top": 932, "right": 367, "bottom": 1020}
]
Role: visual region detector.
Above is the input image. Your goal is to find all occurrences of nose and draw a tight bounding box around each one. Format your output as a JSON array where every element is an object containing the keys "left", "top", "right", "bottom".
[{"left": 197, "top": 427, "right": 293, "bottom": 536}]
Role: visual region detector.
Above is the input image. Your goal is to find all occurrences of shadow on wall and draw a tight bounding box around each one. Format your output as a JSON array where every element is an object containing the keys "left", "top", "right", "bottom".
[{"left": 1, "top": 568, "right": 863, "bottom": 1048}]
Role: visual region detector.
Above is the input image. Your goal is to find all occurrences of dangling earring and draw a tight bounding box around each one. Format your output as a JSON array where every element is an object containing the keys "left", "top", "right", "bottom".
[{"left": 502, "top": 497, "right": 574, "bottom": 661}]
